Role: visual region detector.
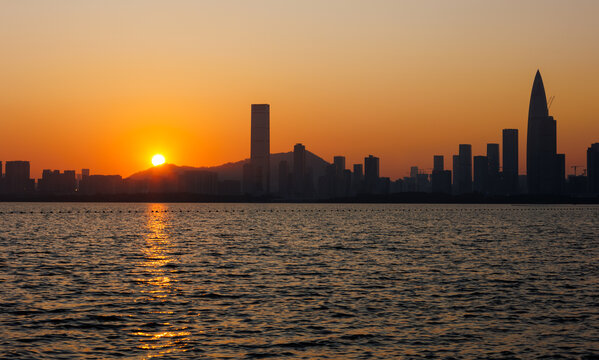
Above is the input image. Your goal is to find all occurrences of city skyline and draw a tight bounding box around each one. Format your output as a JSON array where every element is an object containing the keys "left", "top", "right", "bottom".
[
  {"left": 1, "top": 70, "right": 595, "bottom": 182},
  {"left": 1, "top": 69, "right": 598, "bottom": 199},
  {"left": 2, "top": 1, "right": 599, "bottom": 179}
]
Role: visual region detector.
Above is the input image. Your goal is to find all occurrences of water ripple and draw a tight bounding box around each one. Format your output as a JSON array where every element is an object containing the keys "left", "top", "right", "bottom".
[{"left": 1, "top": 203, "right": 598, "bottom": 358}]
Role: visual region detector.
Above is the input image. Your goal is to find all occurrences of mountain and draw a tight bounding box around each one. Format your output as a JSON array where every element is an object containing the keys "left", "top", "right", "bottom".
[{"left": 126, "top": 151, "right": 331, "bottom": 191}]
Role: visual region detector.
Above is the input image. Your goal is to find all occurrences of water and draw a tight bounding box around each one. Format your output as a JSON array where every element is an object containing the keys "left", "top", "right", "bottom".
[{"left": 1, "top": 203, "right": 598, "bottom": 359}]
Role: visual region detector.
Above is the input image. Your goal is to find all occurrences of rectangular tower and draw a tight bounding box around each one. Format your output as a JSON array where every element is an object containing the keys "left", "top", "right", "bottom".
[
  {"left": 486, "top": 143, "right": 499, "bottom": 194},
  {"left": 473, "top": 156, "right": 489, "bottom": 194},
  {"left": 5, "top": 161, "right": 31, "bottom": 194},
  {"left": 458, "top": 144, "right": 472, "bottom": 194},
  {"left": 293, "top": 143, "right": 306, "bottom": 197},
  {"left": 433, "top": 155, "right": 444, "bottom": 172},
  {"left": 452, "top": 155, "right": 460, "bottom": 194},
  {"left": 364, "top": 155, "right": 380, "bottom": 194},
  {"left": 250, "top": 104, "right": 270, "bottom": 194},
  {"left": 503, "top": 129, "right": 519, "bottom": 194}
]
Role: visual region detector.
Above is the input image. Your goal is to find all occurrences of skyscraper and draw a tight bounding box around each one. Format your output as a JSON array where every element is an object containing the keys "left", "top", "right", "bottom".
[
  {"left": 250, "top": 104, "right": 270, "bottom": 194},
  {"left": 452, "top": 155, "right": 460, "bottom": 194},
  {"left": 588, "top": 143, "right": 599, "bottom": 193},
  {"left": 333, "top": 156, "right": 347, "bottom": 197},
  {"left": 333, "top": 156, "right": 346, "bottom": 175},
  {"left": 487, "top": 143, "right": 500, "bottom": 194},
  {"left": 364, "top": 155, "right": 379, "bottom": 194},
  {"left": 431, "top": 155, "right": 451, "bottom": 194},
  {"left": 503, "top": 129, "right": 519, "bottom": 194},
  {"left": 473, "top": 156, "right": 488, "bottom": 194},
  {"left": 293, "top": 143, "right": 306, "bottom": 197},
  {"left": 458, "top": 144, "right": 472, "bottom": 194},
  {"left": 5, "top": 161, "right": 33, "bottom": 193},
  {"left": 352, "top": 164, "right": 363, "bottom": 194},
  {"left": 433, "top": 155, "right": 444, "bottom": 172},
  {"left": 527, "top": 71, "right": 559, "bottom": 194}
]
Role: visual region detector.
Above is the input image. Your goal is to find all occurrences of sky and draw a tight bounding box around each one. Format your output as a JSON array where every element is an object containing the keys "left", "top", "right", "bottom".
[{"left": 1, "top": 0, "right": 598, "bottom": 179}]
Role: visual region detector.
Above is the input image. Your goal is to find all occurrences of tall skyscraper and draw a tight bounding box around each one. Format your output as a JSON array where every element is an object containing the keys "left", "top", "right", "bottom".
[
  {"left": 433, "top": 155, "right": 444, "bottom": 172},
  {"left": 452, "top": 155, "right": 460, "bottom": 194},
  {"left": 293, "top": 143, "right": 306, "bottom": 197},
  {"left": 527, "top": 70, "right": 559, "bottom": 194},
  {"left": 473, "top": 156, "right": 488, "bottom": 194},
  {"left": 503, "top": 129, "right": 519, "bottom": 194},
  {"left": 364, "top": 155, "right": 379, "bottom": 193},
  {"left": 458, "top": 144, "right": 472, "bottom": 194},
  {"left": 487, "top": 143, "right": 500, "bottom": 193},
  {"left": 333, "top": 156, "right": 347, "bottom": 197},
  {"left": 333, "top": 156, "right": 346, "bottom": 175},
  {"left": 353, "top": 164, "right": 363, "bottom": 181},
  {"left": 587, "top": 143, "right": 599, "bottom": 193},
  {"left": 431, "top": 155, "right": 451, "bottom": 194},
  {"left": 352, "top": 164, "right": 363, "bottom": 194},
  {"left": 250, "top": 104, "right": 270, "bottom": 194}
]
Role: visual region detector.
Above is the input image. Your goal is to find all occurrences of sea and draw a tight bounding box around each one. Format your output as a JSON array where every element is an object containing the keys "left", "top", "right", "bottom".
[{"left": 1, "top": 203, "right": 598, "bottom": 359}]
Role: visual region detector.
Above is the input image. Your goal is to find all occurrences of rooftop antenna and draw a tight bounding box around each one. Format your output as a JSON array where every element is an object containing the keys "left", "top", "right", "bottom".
[{"left": 548, "top": 95, "right": 555, "bottom": 110}]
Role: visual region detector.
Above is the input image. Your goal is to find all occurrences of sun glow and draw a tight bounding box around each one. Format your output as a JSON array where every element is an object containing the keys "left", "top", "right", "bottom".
[{"left": 152, "top": 154, "right": 166, "bottom": 166}]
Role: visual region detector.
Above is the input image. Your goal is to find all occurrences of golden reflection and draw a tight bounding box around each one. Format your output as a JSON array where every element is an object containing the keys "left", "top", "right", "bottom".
[{"left": 133, "top": 203, "right": 189, "bottom": 359}]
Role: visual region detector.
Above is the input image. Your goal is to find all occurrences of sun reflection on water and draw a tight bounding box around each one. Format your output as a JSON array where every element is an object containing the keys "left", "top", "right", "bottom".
[{"left": 133, "top": 203, "right": 189, "bottom": 358}]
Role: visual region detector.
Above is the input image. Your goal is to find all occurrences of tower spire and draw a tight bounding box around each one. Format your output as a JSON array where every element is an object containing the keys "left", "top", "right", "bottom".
[{"left": 529, "top": 70, "right": 548, "bottom": 119}]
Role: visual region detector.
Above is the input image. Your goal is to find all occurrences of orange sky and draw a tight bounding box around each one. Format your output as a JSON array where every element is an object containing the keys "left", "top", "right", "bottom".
[{"left": 1, "top": 1, "right": 598, "bottom": 179}]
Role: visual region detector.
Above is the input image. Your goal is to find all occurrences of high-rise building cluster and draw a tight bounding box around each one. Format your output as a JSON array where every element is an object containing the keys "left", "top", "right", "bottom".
[
  {"left": 240, "top": 72, "right": 597, "bottom": 199},
  {"left": 1, "top": 71, "right": 597, "bottom": 199}
]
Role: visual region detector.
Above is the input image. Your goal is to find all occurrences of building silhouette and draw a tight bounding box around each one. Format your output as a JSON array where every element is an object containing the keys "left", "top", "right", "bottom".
[
  {"left": 4, "top": 161, "right": 34, "bottom": 193},
  {"left": 278, "top": 160, "right": 290, "bottom": 197},
  {"left": 431, "top": 155, "right": 451, "bottom": 194},
  {"left": 457, "top": 144, "right": 472, "bottom": 194},
  {"left": 179, "top": 170, "right": 218, "bottom": 194},
  {"left": 473, "top": 156, "right": 488, "bottom": 193},
  {"left": 38, "top": 169, "right": 77, "bottom": 194},
  {"left": 452, "top": 155, "right": 459, "bottom": 194},
  {"left": 487, "top": 143, "right": 500, "bottom": 194},
  {"left": 556, "top": 153, "right": 566, "bottom": 194},
  {"left": 242, "top": 163, "right": 253, "bottom": 194},
  {"left": 502, "top": 129, "right": 519, "bottom": 194},
  {"left": 217, "top": 180, "right": 241, "bottom": 196},
  {"left": 364, "top": 155, "right": 380, "bottom": 194},
  {"left": 249, "top": 104, "right": 270, "bottom": 195},
  {"left": 588, "top": 143, "right": 599, "bottom": 194},
  {"left": 433, "top": 155, "right": 444, "bottom": 172},
  {"left": 79, "top": 175, "right": 124, "bottom": 195},
  {"left": 527, "top": 70, "right": 560, "bottom": 194},
  {"left": 293, "top": 143, "right": 306, "bottom": 197},
  {"left": 352, "top": 164, "right": 363, "bottom": 194},
  {"left": 333, "top": 156, "right": 348, "bottom": 197}
]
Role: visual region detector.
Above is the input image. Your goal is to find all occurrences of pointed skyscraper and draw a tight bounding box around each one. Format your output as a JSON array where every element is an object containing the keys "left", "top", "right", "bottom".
[
  {"left": 529, "top": 70, "right": 549, "bottom": 119},
  {"left": 526, "top": 70, "right": 559, "bottom": 194}
]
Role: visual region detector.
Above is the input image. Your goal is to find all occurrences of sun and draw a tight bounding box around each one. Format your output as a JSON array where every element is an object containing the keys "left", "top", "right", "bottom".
[{"left": 152, "top": 154, "right": 166, "bottom": 166}]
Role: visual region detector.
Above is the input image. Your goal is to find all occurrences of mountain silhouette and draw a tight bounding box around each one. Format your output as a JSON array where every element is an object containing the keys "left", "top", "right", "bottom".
[{"left": 127, "top": 151, "right": 331, "bottom": 191}]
